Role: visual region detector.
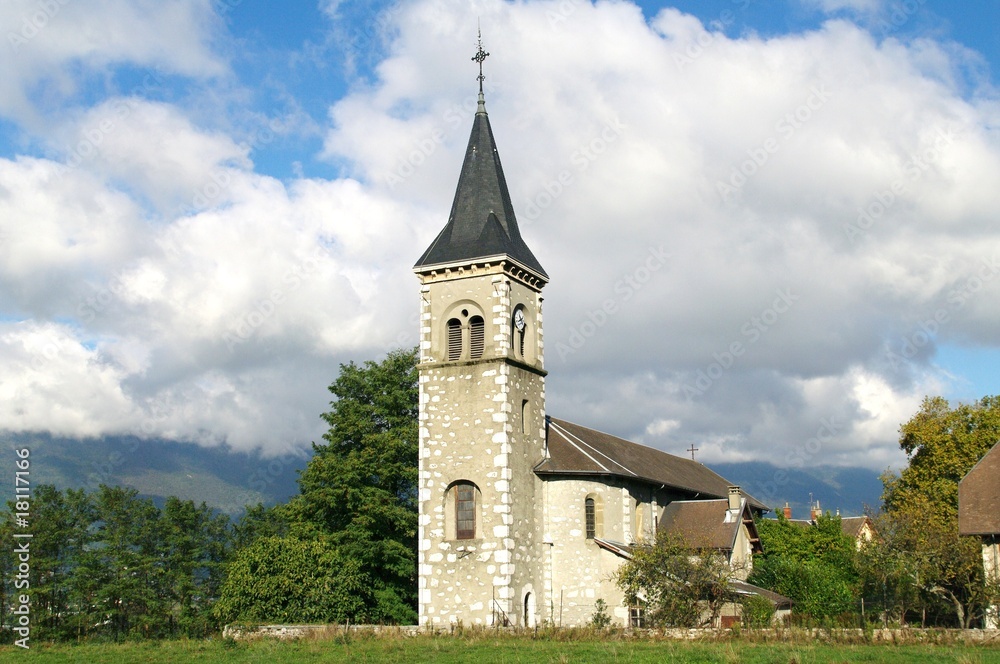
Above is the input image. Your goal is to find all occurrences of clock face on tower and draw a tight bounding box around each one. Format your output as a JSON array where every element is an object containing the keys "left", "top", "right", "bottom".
[{"left": 513, "top": 308, "right": 526, "bottom": 332}]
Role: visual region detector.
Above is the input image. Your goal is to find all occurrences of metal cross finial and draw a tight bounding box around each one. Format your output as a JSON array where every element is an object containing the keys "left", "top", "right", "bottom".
[
  {"left": 687, "top": 444, "right": 698, "bottom": 460},
  {"left": 472, "top": 28, "right": 489, "bottom": 93}
]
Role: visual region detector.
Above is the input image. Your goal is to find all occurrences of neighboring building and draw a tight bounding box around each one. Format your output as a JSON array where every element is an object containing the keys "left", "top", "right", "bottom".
[
  {"left": 414, "top": 52, "right": 768, "bottom": 628},
  {"left": 958, "top": 441, "right": 1000, "bottom": 629},
  {"left": 840, "top": 515, "right": 876, "bottom": 550},
  {"left": 658, "top": 488, "right": 763, "bottom": 580},
  {"left": 781, "top": 501, "right": 876, "bottom": 550}
]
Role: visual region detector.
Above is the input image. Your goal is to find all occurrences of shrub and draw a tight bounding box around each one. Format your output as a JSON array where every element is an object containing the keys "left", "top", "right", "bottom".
[{"left": 741, "top": 595, "right": 775, "bottom": 629}]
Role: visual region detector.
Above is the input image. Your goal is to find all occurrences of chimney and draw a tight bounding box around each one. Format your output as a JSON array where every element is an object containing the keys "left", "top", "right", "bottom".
[
  {"left": 728, "top": 486, "right": 741, "bottom": 511},
  {"left": 810, "top": 500, "right": 821, "bottom": 522},
  {"left": 783, "top": 502, "right": 792, "bottom": 520}
]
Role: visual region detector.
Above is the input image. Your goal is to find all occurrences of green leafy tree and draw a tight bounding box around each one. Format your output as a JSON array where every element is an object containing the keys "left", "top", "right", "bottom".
[
  {"left": 872, "top": 395, "right": 1000, "bottom": 627},
  {"left": 86, "top": 485, "right": 165, "bottom": 639},
  {"left": 615, "top": 530, "right": 738, "bottom": 627},
  {"left": 1, "top": 484, "right": 234, "bottom": 643},
  {"left": 214, "top": 536, "right": 368, "bottom": 624},
  {"left": 741, "top": 594, "right": 775, "bottom": 628},
  {"left": 159, "top": 497, "right": 231, "bottom": 637},
  {"left": 284, "top": 347, "right": 419, "bottom": 624},
  {"left": 21, "top": 486, "right": 94, "bottom": 640},
  {"left": 749, "top": 514, "right": 858, "bottom": 621},
  {"left": 856, "top": 509, "right": 920, "bottom": 625},
  {"left": 884, "top": 395, "right": 1000, "bottom": 521},
  {"left": 232, "top": 502, "right": 288, "bottom": 551},
  {"left": 863, "top": 496, "right": 994, "bottom": 627}
]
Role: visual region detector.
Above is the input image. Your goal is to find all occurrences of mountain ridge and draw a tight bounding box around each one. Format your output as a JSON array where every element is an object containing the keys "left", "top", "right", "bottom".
[{"left": 0, "top": 434, "right": 885, "bottom": 518}]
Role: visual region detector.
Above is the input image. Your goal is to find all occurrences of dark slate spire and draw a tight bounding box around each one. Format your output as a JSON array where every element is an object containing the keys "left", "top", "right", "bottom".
[{"left": 414, "top": 36, "right": 547, "bottom": 279}]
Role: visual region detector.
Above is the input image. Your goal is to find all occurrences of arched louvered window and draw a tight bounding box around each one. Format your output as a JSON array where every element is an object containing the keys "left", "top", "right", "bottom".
[
  {"left": 469, "top": 316, "right": 484, "bottom": 359},
  {"left": 447, "top": 318, "right": 462, "bottom": 361}
]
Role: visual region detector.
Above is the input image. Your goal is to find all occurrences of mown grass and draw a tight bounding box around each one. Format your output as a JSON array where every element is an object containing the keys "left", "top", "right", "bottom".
[{"left": 3, "top": 629, "right": 1000, "bottom": 663}]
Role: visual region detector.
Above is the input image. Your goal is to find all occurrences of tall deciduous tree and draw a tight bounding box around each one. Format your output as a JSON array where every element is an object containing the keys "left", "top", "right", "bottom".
[
  {"left": 884, "top": 395, "right": 1000, "bottom": 520},
  {"left": 870, "top": 395, "right": 1000, "bottom": 627},
  {"left": 284, "top": 347, "right": 419, "bottom": 624}
]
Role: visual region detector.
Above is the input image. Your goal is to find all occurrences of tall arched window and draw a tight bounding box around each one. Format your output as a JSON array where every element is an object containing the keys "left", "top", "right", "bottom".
[
  {"left": 585, "top": 497, "right": 596, "bottom": 539},
  {"left": 444, "top": 481, "right": 480, "bottom": 540},
  {"left": 447, "top": 318, "right": 462, "bottom": 361},
  {"left": 585, "top": 494, "right": 603, "bottom": 540},
  {"left": 456, "top": 482, "right": 476, "bottom": 539},
  {"left": 469, "top": 316, "right": 484, "bottom": 359}
]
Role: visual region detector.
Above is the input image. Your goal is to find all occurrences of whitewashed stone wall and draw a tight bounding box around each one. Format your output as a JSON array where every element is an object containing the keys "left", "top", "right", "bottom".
[
  {"left": 984, "top": 539, "right": 999, "bottom": 629},
  {"left": 417, "top": 263, "right": 547, "bottom": 627},
  {"left": 542, "top": 478, "right": 670, "bottom": 626}
]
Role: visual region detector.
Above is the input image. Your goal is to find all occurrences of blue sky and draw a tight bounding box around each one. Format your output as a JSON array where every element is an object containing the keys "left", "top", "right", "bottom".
[{"left": 1, "top": 0, "right": 999, "bottom": 469}]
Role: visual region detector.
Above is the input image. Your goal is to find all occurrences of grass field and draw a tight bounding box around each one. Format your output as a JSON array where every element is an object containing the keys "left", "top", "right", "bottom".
[{"left": 3, "top": 630, "right": 1000, "bottom": 663}]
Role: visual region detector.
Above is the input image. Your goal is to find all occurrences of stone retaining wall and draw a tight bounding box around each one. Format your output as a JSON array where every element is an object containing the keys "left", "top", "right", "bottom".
[{"left": 225, "top": 623, "right": 1000, "bottom": 644}]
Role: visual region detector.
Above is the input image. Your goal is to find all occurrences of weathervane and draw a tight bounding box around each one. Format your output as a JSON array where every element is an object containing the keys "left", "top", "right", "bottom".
[{"left": 472, "top": 27, "right": 489, "bottom": 93}]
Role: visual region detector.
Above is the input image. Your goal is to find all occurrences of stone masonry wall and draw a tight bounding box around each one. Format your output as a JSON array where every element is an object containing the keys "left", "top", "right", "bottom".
[{"left": 417, "top": 264, "right": 547, "bottom": 627}]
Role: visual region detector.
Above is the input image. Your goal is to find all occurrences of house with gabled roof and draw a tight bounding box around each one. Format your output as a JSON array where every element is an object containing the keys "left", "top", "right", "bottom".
[
  {"left": 959, "top": 441, "right": 1000, "bottom": 629},
  {"left": 659, "top": 493, "right": 763, "bottom": 580},
  {"left": 414, "top": 42, "right": 770, "bottom": 629},
  {"left": 781, "top": 502, "right": 876, "bottom": 550}
]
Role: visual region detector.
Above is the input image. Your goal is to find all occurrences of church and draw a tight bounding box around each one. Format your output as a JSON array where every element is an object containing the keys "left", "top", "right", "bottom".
[{"left": 413, "top": 44, "right": 768, "bottom": 628}]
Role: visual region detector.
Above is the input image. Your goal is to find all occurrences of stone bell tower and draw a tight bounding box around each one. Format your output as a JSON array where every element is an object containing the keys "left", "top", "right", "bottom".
[{"left": 414, "top": 36, "right": 549, "bottom": 627}]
